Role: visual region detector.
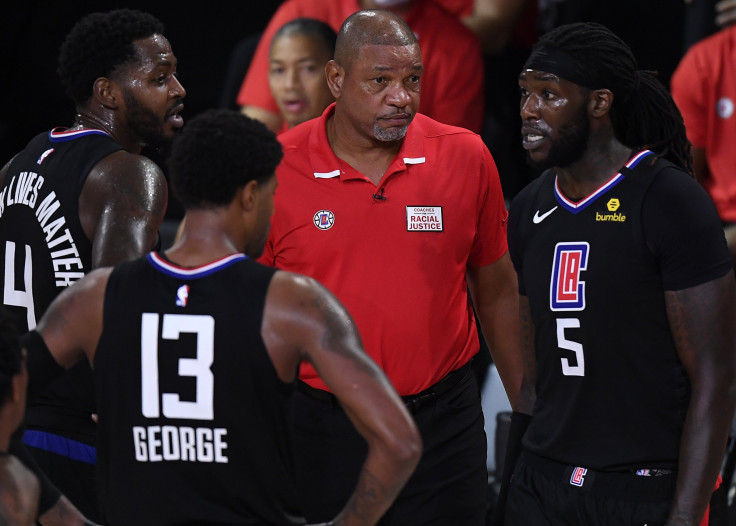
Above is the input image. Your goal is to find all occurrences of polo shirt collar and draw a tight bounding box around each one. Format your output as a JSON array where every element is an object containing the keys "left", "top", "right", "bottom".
[{"left": 308, "top": 103, "right": 426, "bottom": 181}]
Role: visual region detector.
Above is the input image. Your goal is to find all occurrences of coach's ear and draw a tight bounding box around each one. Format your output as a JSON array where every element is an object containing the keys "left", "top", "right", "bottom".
[{"left": 326, "top": 60, "right": 344, "bottom": 100}]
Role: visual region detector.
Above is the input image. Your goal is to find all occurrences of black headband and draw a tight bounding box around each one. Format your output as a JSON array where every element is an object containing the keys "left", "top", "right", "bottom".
[{"left": 523, "top": 45, "right": 605, "bottom": 89}]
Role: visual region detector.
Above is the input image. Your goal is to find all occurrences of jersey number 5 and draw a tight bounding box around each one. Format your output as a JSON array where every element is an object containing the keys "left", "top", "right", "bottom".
[
  {"left": 3, "top": 241, "right": 36, "bottom": 330},
  {"left": 557, "top": 318, "right": 584, "bottom": 376},
  {"left": 141, "top": 313, "right": 215, "bottom": 421}
]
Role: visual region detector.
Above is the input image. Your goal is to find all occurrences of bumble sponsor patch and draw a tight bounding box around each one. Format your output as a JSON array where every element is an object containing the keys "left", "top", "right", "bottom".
[
  {"left": 406, "top": 206, "right": 443, "bottom": 232},
  {"left": 596, "top": 198, "right": 626, "bottom": 222}
]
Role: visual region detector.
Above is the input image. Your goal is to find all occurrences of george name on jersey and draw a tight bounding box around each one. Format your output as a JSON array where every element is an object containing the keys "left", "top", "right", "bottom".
[
  {"left": 0, "top": 171, "right": 84, "bottom": 286},
  {"left": 133, "top": 425, "right": 228, "bottom": 463}
]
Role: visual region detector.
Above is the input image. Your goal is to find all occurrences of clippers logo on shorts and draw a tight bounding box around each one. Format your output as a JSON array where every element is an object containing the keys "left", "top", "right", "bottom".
[
  {"left": 550, "top": 242, "right": 589, "bottom": 311},
  {"left": 406, "top": 206, "right": 443, "bottom": 232},
  {"left": 176, "top": 285, "right": 190, "bottom": 307},
  {"left": 313, "top": 210, "right": 335, "bottom": 230},
  {"left": 570, "top": 467, "right": 587, "bottom": 487}
]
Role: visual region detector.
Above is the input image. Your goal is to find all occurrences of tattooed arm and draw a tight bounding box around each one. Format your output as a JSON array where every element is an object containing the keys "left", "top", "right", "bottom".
[
  {"left": 665, "top": 271, "right": 736, "bottom": 526},
  {"left": 262, "top": 271, "right": 422, "bottom": 526}
]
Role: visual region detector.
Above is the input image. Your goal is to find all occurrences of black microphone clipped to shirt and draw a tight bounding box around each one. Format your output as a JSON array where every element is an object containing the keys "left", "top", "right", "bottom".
[{"left": 372, "top": 187, "right": 386, "bottom": 201}]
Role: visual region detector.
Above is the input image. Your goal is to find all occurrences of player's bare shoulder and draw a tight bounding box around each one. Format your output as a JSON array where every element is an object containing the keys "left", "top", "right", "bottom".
[{"left": 82, "top": 150, "right": 167, "bottom": 211}]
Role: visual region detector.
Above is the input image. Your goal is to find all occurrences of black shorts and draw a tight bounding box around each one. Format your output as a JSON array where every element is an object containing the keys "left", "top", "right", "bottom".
[
  {"left": 505, "top": 450, "right": 723, "bottom": 526},
  {"left": 293, "top": 362, "right": 488, "bottom": 526}
]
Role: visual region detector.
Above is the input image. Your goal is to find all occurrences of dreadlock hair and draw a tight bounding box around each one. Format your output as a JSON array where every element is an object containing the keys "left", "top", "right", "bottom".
[
  {"left": 58, "top": 9, "right": 165, "bottom": 106},
  {"left": 529, "top": 22, "right": 692, "bottom": 174},
  {"left": 168, "top": 109, "right": 283, "bottom": 209}
]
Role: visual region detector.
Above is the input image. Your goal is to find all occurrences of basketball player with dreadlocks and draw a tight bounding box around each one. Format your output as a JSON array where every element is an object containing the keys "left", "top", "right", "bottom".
[{"left": 496, "top": 22, "right": 736, "bottom": 526}]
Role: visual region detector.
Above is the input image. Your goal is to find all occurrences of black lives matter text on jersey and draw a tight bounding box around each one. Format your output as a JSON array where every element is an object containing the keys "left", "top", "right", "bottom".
[
  {"left": 133, "top": 425, "right": 229, "bottom": 463},
  {"left": 0, "top": 171, "right": 85, "bottom": 286}
]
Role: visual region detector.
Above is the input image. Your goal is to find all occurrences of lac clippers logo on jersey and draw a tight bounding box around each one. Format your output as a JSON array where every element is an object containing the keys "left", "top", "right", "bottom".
[
  {"left": 570, "top": 467, "right": 587, "bottom": 487},
  {"left": 406, "top": 206, "right": 443, "bottom": 232},
  {"left": 550, "top": 242, "right": 589, "bottom": 311},
  {"left": 313, "top": 210, "right": 335, "bottom": 230},
  {"left": 176, "top": 285, "right": 190, "bottom": 307}
]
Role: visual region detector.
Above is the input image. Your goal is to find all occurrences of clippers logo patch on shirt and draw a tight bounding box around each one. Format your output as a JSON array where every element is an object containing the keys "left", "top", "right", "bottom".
[
  {"left": 717, "top": 97, "right": 734, "bottom": 119},
  {"left": 550, "top": 242, "right": 589, "bottom": 311},
  {"left": 570, "top": 467, "right": 587, "bottom": 487},
  {"left": 176, "top": 285, "right": 190, "bottom": 307},
  {"left": 406, "top": 206, "right": 443, "bottom": 232},
  {"left": 313, "top": 210, "right": 335, "bottom": 230}
]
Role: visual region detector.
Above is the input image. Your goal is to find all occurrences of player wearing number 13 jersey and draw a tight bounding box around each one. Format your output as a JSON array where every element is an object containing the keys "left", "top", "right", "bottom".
[{"left": 20, "top": 109, "right": 421, "bottom": 526}]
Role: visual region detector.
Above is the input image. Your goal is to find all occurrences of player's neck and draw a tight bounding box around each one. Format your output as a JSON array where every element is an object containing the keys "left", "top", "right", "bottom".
[
  {"left": 72, "top": 111, "right": 144, "bottom": 154},
  {"left": 164, "top": 212, "right": 245, "bottom": 268},
  {"left": 555, "top": 139, "right": 631, "bottom": 201}
]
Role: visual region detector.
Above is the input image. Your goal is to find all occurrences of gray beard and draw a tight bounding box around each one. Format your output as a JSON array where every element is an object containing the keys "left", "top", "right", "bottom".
[{"left": 374, "top": 124, "right": 408, "bottom": 142}]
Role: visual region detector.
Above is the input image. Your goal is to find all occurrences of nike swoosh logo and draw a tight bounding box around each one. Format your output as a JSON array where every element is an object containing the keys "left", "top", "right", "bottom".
[{"left": 532, "top": 206, "right": 558, "bottom": 224}]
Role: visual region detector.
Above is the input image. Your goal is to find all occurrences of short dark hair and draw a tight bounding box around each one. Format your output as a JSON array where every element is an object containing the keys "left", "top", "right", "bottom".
[
  {"left": 168, "top": 109, "right": 283, "bottom": 209},
  {"left": 531, "top": 22, "right": 692, "bottom": 173},
  {"left": 271, "top": 18, "right": 337, "bottom": 59},
  {"left": 335, "top": 10, "right": 418, "bottom": 69},
  {"left": 58, "top": 9, "right": 165, "bottom": 105},
  {"left": 0, "top": 308, "right": 22, "bottom": 407}
]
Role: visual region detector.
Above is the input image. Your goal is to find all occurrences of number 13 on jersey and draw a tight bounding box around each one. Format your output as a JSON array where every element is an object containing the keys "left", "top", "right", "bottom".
[{"left": 141, "top": 313, "right": 215, "bottom": 420}]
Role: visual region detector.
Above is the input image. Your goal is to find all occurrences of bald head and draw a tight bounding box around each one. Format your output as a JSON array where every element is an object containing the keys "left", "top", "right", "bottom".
[{"left": 334, "top": 10, "right": 417, "bottom": 70}]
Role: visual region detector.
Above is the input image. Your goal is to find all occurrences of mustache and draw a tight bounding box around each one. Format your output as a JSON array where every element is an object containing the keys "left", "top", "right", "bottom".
[
  {"left": 379, "top": 111, "right": 411, "bottom": 119},
  {"left": 166, "top": 99, "right": 185, "bottom": 116}
]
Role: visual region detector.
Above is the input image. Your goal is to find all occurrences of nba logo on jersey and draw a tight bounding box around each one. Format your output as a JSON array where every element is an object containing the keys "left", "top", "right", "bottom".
[
  {"left": 36, "top": 148, "right": 54, "bottom": 165},
  {"left": 570, "top": 467, "right": 587, "bottom": 487},
  {"left": 176, "top": 285, "right": 190, "bottom": 307},
  {"left": 550, "top": 242, "right": 589, "bottom": 311}
]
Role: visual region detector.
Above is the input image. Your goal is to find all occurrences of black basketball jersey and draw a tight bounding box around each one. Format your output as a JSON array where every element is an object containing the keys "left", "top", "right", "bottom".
[
  {"left": 94, "top": 252, "right": 305, "bottom": 526},
  {"left": 507, "top": 150, "right": 732, "bottom": 470},
  {"left": 0, "top": 128, "right": 122, "bottom": 437}
]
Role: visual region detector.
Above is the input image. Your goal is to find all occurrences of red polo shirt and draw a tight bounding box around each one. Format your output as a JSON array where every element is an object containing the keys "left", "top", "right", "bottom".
[
  {"left": 671, "top": 25, "right": 736, "bottom": 222},
  {"left": 236, "top": 0, "right": 485, "bottom": 133},
  {"left": 259, "top": 104, "right": 508, "bottom": 395}
]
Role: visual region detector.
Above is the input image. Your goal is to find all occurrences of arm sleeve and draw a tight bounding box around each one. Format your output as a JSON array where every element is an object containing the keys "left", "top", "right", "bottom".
[
  {"left": 21, "top": 330, "right": 65, "bottom": 401},
  {"left": 642, "top": 166, "right": 732, "bottom": 290}
]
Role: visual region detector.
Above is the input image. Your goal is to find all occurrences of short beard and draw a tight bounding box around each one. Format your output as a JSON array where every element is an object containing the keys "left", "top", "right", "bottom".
[
  {"left": 123, "top": 90, "right": 171, "bottom": 150},
  {"left": 526, "top": 104, "right": 590, "bottom": 171},
  {"left": 373, "top": 123, "right": 408, "bottom": 142}
]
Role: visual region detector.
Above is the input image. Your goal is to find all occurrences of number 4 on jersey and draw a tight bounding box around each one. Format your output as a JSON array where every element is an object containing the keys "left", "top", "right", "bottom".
[{"left": 3, "top": 241, "right": 36, "bottom": 329}]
